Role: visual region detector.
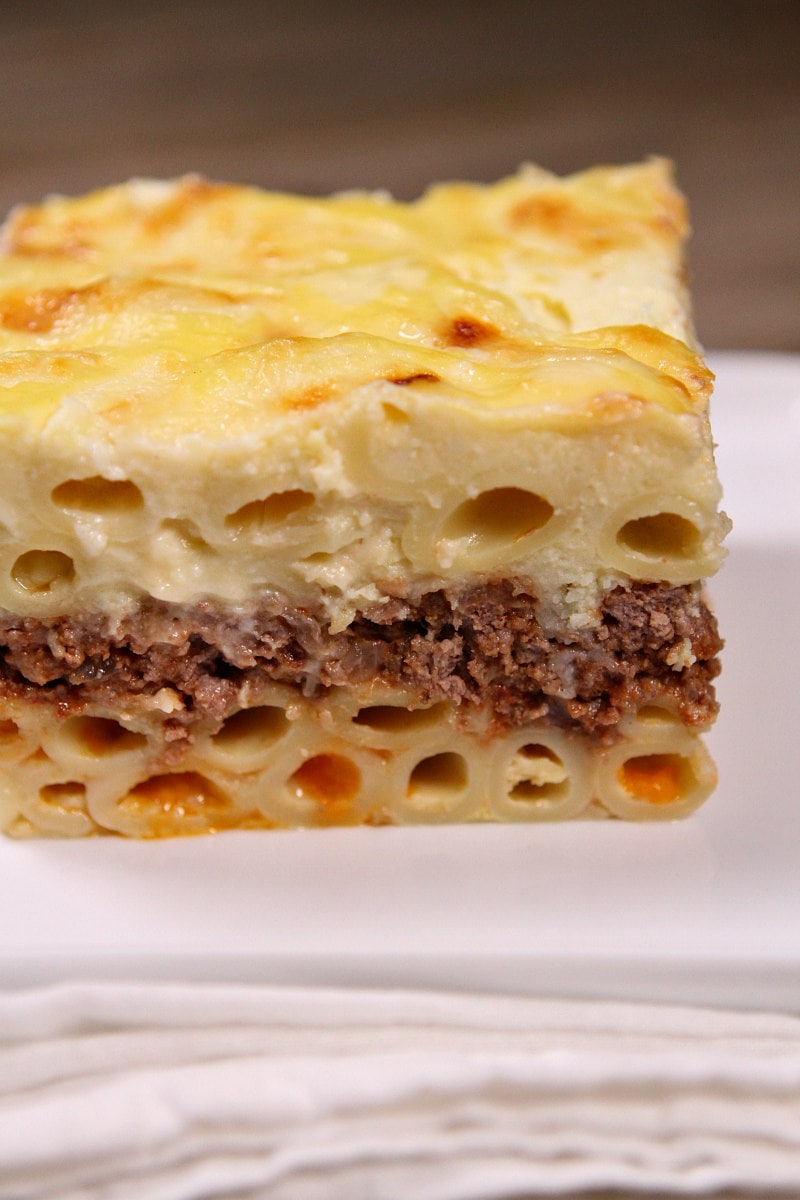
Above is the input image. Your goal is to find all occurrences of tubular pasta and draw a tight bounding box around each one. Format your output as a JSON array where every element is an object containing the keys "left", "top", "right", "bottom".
[
  {"left": 0, "top": 163, "right": 727, "bottom": 835},
  {"left": 488, "top": 728, "right": 592, "bottom": 823},
  {"left": 596, "top": 714, "right": 717, "bottom": 820},
  {"left": 0, "top": 694, "right": 717, "bottom": 836}
]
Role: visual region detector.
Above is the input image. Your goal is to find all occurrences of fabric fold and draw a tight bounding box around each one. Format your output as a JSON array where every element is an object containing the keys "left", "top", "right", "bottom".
[{"left": 2, "top": 982, "right": 800, "bottom": 1199}]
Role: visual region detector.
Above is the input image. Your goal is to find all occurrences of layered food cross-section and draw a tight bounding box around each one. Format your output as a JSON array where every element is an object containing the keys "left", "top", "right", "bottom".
[{"left": 0, "top": 161, "right": 727, "bottom": 836}]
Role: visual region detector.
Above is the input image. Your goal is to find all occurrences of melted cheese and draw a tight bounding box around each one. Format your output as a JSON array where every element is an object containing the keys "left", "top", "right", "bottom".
[
  {"left": 0, "top": 162, "right": 726, "bottom": 626},
  {"left": 0, "top": 164, "right": 727, "bottom": 836},
  {"left": 0, "top": 160, "right": 706, "bottom": 435}
]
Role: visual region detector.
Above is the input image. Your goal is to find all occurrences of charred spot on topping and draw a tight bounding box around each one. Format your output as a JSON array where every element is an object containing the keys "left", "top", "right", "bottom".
[
  {"left": 509, "top": 193, "right": 629, "bottom": 253},
  {"left": 650, "top": 189, "right": 688, "bottom": 240},
  {"left": 0, "top": 279, "right": 197, "bottom": 335},
  {"left": 0, "top": 351, "right": 100, "bottom": 381},
  {"left": 589, "top": 390, "right": 646, "bottom": 420},
  {"left": 141, "top": 177, "right": 228, "bottom": 235},
  {"left": 599, "top": 326, "right": 710, "bottom": 404},
  {"left": 388, "top": 372, "right": 441, "bottom": 386},
  {"left": 4, "top": 211, "right": 95, "bottom": 260},
  {"left": 445, "top": 316, "right": 498, "bottom": 348},
  {"left": 285, "top": 383, "right": 335, "bottom": 411},
  {"left": 0, "top": 283, "right": 103, "bottom": 334}
]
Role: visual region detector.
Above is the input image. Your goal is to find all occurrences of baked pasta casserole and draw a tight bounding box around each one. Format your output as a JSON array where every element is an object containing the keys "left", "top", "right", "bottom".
[{"left": 0, "top": 161, "right": 728, "bottom": 836}]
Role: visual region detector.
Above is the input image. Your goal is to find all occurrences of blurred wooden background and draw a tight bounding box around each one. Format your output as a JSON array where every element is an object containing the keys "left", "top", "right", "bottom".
[{"left": 0, "top": 0, "right": 797, "bottom": 349}]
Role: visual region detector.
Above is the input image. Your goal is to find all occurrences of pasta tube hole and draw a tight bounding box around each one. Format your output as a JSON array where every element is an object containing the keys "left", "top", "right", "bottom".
[
  {"left": 225, "top": 489, "right": 315, "bottom": 532},
  {"left": 353, "top": 702, "right": 446, "bottom": 733},
  {"left": 60, "top": 716, "right": 147, "bottom": 757},
  {"left": 158, "top": 519, "right": 211, "bottom": 552},
  {"left": 51, "top": 476, "right": 144, "bottom": 514},
  {"left": 289, "top": 753, "right": 362, "bottom": 823},
  {"left": 616, "top": 513, "right": 700, "bottom": 560},
  {"left": 11, "top": 550, "right": 74, "bottom": 593},
  {"left": 618, "top": 753, "right": 693, "bottom": 805},
  {"left": 39, "top": 781, "right": 87, "bottom": 813},
  {"left": 408, "top": 752, "right": 468, "bottom": 801},
  {"left": 0, "top": 719, "right": 20, "bottom": 746},
  {"left": 118, "top": 772, "right": 232, "bottom": 821},
  {"left": 213, "top": 705, "right": 290, "bottom": 749},
  {"left": 636, "top": 704, "right": 680, "bottom": 725},
  {"left": 381, "top": 401, "right": 411, "bottom": 425},
  {"left": 507, "top": 743, "right": 569, "bottom": 802},
  {"left": 290, "top": 754, "right": 361, "bottom": 805},
  {"left": 441, "top": 488, "right": 553, "bottom": 550}
]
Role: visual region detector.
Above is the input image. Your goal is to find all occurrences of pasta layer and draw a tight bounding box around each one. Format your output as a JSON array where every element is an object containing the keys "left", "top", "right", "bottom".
[{"left": 0, "top": 163, "right": 728, "bottom": 834}]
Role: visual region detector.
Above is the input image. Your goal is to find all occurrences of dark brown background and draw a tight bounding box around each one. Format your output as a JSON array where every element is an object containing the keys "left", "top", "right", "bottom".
[
  {"left": 0, "top": 11, "right": 796, "bottom": 1197},
  {"left": 1, "top": 0, "right": 797, "bottom": 349}
]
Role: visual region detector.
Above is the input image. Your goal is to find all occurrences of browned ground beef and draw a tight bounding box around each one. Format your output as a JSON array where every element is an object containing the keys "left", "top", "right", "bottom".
[{"left": 0, "top": 580, "right": 721, "bottom": 740}]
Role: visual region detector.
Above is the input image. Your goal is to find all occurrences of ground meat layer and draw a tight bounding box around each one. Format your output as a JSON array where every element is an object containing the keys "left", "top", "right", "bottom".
[{"left": 0, "top": 580, "right": 721, "bottom": 741}]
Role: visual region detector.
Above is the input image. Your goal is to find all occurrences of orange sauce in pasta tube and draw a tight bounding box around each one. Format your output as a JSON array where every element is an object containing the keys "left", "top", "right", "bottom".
[
  {"left": 117, "top": 772, "right": 268, "bottom": 836},
  {"left": 290, "top": 753, "right": 363, "bottom": 825},
  {"left": 618, "top": 754, "right": 684, "bottom": 805}
]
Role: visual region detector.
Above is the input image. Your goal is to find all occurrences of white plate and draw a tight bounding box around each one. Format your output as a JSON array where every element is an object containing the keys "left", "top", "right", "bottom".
[{"left": 1, "top": 352, "right": 798, "bottom": 1010}]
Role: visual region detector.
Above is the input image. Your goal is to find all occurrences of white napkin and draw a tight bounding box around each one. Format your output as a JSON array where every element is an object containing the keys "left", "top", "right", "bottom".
[{"left": 2, "top": 982, "right": 800, "bottom": 1200}]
